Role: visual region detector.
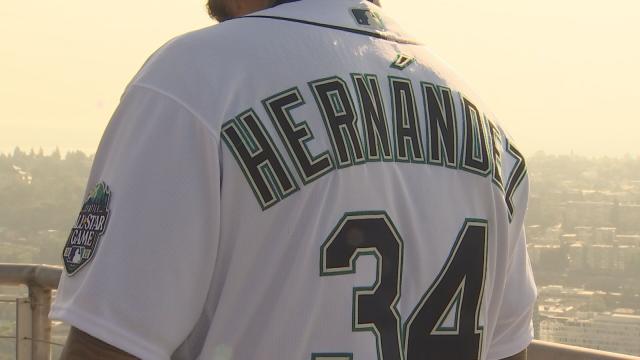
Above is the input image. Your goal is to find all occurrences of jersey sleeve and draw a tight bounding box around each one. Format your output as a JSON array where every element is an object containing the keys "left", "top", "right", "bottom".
[
  {"left": 50, "top": 84, "right": 221, "bottom": 360},
  {"left": 487, "top": 225, "right": 537, "bottom": 359},
  {"left": 487, "top": 165, "right": 537, "bottom": 359}
]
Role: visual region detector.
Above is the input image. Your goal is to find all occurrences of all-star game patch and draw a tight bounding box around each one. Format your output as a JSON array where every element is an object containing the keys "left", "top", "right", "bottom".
[{"left": 62, "top": 182, "right": 112, "bottom": 276}]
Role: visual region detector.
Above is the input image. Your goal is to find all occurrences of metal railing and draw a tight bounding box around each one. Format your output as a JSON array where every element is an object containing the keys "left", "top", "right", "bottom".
[
  {"left": 0, "top": 263, "right": 63, "bottom": 360},
  {"left": 0, "top": 263, "right": 639, "bottom": 360},
  {"left": 529, "top": 341, "right": 640, "bottom": 360}
]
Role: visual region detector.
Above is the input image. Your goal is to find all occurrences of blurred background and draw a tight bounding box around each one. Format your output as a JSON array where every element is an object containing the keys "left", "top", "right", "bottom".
[
  {"left": 0, "top": 0, "right": 639, "bottom": 359},
  {"left": 2, "top": 0, "right": 639, "bottom": 155}
]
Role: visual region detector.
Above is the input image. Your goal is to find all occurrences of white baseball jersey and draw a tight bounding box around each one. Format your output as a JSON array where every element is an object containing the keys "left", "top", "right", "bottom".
[{"left": 51, "top": 0, "right": 537, "bottom": 359}]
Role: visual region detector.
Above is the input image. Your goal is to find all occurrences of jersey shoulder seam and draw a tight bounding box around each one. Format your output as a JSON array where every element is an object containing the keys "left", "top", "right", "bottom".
[{"left": 128, "top": 82, "right": 221, "bottom": 142}]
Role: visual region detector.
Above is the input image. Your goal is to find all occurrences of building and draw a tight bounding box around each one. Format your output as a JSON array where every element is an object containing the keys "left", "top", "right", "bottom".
[
  {"left": 567, "top": 243, "right": 585, "bottom": 271},
  {"left": 586, "top": 244, "right": 615, "bottom": 272},
  {"left": 528, "top": 244, "right": 565, "bottom": 271}
]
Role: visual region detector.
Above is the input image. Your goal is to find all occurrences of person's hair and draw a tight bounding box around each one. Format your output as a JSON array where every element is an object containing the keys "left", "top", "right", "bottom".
[{"left": 207, "top": 0, "right": 232, "bottom": 22}]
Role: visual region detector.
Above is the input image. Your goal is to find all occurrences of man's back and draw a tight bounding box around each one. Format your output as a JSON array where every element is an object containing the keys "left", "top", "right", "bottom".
[{"left": 52, "top": 0, "right": 536, "bottom": 359}]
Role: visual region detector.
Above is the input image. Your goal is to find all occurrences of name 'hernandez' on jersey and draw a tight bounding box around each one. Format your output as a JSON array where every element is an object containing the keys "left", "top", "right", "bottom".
[{"left": 51, "top": 0, "right": 537, "bottom": 359}]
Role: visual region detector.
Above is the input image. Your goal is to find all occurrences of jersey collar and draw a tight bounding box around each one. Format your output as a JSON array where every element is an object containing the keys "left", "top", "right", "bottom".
[
  {"left": 271, "top": 0, "right": 303, "bottom": 6},
  {"left": 271, "top": 0, "right": 378, "bottom": 6},
  {"left": 241, "top": 0, "right": 420, "bottom": 45}
]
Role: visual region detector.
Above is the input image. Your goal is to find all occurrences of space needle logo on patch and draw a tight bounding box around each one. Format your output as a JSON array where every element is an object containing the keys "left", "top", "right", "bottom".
[{"left": 62, "top": 182, "right": 112, "bottom": 276}]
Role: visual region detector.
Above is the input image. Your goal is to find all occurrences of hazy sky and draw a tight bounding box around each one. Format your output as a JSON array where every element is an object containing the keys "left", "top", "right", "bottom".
[{"left": 1, "top": 0, "right": 639, "bottom": 157}]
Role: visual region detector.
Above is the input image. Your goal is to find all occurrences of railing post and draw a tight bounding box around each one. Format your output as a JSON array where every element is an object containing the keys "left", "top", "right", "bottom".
[
  {"left": 16, "top": 297, "right": 32, "bottom": 360},
  {"left": 29, "top": 285, "right": 52, "bottom": 360}
]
